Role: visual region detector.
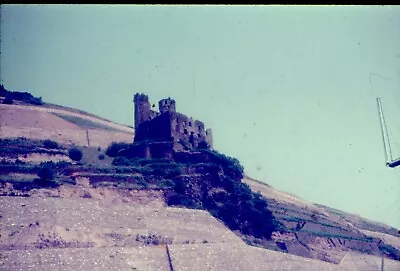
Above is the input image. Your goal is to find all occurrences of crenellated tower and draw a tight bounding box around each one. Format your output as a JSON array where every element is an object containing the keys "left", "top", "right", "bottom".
[
  {"left": 133, "top": 93, "right": 151, "bottom": 129},
  {"left": 158, "top": 97, "right": 176, "bottom": 114}
]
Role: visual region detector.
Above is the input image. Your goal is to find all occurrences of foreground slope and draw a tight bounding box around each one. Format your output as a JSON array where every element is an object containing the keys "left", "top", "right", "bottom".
[{"left": 1, "top": 188, "right": 399, "bottom": 271}]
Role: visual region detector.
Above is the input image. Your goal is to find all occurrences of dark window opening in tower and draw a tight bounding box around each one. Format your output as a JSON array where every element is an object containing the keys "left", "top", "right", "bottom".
[
  {"left": 198, "top": 126, "right": 201, "bottom": 131},
  {"left": 197, "top": 133, "right": 201, "bottom": 138},
  {"left": 184, "top": 129, "right": 188, "bottom": 135},
  {"left": 189, "top": 122, "right": 192, "bottom": 127}
]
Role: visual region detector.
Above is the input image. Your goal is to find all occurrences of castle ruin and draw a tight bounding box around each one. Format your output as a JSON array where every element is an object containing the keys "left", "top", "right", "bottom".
[{"left": 132, "top": 93, "right": 213, "bottom": 158}]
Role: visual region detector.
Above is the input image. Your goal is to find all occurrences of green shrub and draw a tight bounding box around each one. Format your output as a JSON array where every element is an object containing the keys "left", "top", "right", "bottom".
[
  {"left": 197, "top": 141, "right": 210, "bottom": 149},
  {"left": 112, "top": 156, "right": 131, "bottom": 166},
  {"left": 134, "top": 176, "right": 149, "bottom": 189},
  {"left": 111, "top": 158, "right": 183, "bottom": 179},
  {"left": 106, "top": 142, "right": 132, "bottom": 157},
  {"left": 0, "top": 138, "right": 65, "bottom": 156},
  {"left": 29, "top": 96, "right": 43, "bottom": 105},
  {"left": 167, "top": 193, "right": 199, "bottom": 209},
  {"left": 34, "top": 178, "right": 59, "bottom": 188},
  {"left": 0, "top": 163, "right": 36, "bottom": 174},
  {"left": 137, "top": 166, "right": 153, "bottom": 175},
  {"left": 173, "top": 178, "right": 187, "bottom": 194},
  {"left": 53, "top": 161, "right": 72, "bottom": 168},
  {"left": 211, "top": 151, "right": 244, "bottom": 181},
  {"left": 156, "top": 179, "right": 175, "bottom": 189},
  {"left": 43, "top": 139, "right": 59, "bottom": 149},
  {"left": 3, "top": 96, "right": 13, "bottom": 104},
  {"left": 0, "top": 85, "right": 43, "bottom": 105},
  {"left": 133, "top": 158, "right": 171, "bottom": 166},
  {"left": 0, "top": 84, "right": 5, "bottom": 96},
  {"left": 147, "top": 163, "right": 183, "bottom": 178},
  {"left": 9, "top": 181, "right": 34, "bottom": 191},
  {"left": 68, "top": 147, "right": 83, "bottom": 161},
  {"left": 115, "top": 166, "right": 141, "bottom": 174},
  {"left": 168, "top": 173, "right": 282, "bottom": 239},
  {"left": 185, "top": 149, "right": 244, "bottom": 181},
  {"left": 58, "top": 177, "right": 77, "bottom": 185},
  {"left": 192, "top": 163, "right": 222, "bottom": 174},
  {"left": 37, "top": 163, "right": 55, "bottom": 180}
]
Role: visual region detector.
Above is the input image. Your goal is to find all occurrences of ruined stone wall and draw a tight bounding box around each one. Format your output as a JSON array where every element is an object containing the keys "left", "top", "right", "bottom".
[
  {"left": 126, "top": 141, "right": 174, "bottom": 159},
  {"left": 134, "top": 112, "right": 173, "bottom": 143},
  {"left": 171, "top": 113, "right": 209, "bottom": 149},
  {"left": 149, "top": 110, "right": 160, "bottom": 120},
  {"left": 147, "top": 113, "right": 173, "bottom": 141},
  {"left": 148, "top": 141, "right": 174, "bottom": 159},
  {"left": 133, "top": 93, "right": 213, "bottom": 150}
]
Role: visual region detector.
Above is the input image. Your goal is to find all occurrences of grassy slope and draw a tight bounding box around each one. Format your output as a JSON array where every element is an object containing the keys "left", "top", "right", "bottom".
[
  {"left": 51, "top": 113, "right": 126, "bottom": 133},
  {"left": 42, "top": 103, "right": 132, "bottom": 128}
]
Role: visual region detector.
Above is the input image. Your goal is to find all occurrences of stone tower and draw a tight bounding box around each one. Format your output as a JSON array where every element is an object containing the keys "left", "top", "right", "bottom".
[
  {"left": 158, "top": 97, "right": 176, "bottom": 114},
  {"left": 133, "top": 93, "right": 151, "bottom": 129},
  {"left": 205, "top": 128, "right": 213, "bottom": 149}
]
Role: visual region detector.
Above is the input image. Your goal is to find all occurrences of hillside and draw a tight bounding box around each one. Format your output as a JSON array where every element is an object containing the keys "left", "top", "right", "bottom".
[
  {"left": 0, "top": 102, "right": 133, "bottom": 148},
  {"left": 0, "top": 98, "right": 399, "bottom": 270}
]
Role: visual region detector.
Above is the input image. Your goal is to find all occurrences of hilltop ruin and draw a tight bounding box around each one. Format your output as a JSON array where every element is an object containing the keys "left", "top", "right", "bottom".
[{"left": 132, "top": 93, "right": 213, "bottom": 158}]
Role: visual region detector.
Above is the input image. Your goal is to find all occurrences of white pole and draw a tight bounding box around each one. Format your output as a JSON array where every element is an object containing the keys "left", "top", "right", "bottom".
[{"left": 377, "top": 98, "right": 393, "bottom": 163}]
